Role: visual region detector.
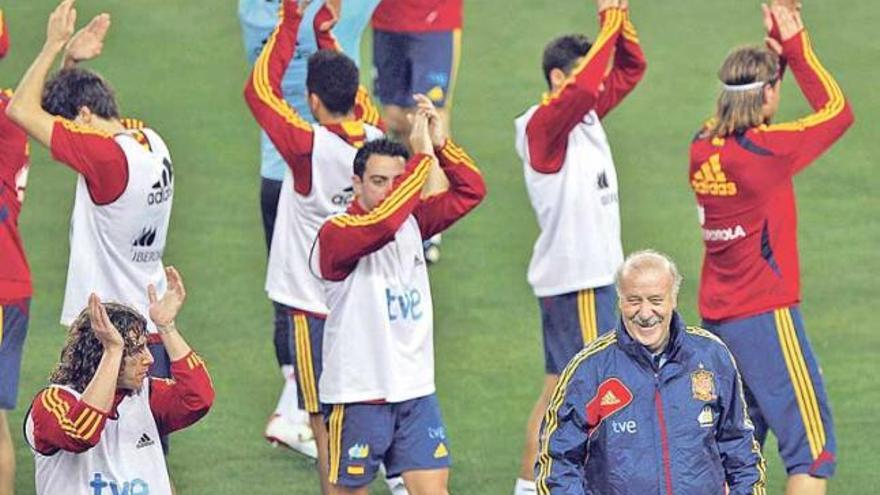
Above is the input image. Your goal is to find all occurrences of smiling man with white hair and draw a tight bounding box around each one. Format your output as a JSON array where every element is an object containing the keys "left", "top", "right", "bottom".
[{"left": 535, "top": 250, "right": 766, "bottom": 494}]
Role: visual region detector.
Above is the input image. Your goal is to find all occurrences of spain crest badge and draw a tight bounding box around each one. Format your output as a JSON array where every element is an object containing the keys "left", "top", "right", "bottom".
[{"left": 691, "top": 365, "right": 716, "bottom": 402}]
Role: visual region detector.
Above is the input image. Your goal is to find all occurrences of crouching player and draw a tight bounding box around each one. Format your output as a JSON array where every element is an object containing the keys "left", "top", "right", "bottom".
[
  {"left": 310, "top": 107, "right": 485, "bottom": 493},
  {"left": 24, "top": 267, "right": 214, "bottom": 495}
]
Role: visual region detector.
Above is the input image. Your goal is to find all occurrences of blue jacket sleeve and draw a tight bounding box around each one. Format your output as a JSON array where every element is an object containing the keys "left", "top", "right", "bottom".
[
  {"left": 535, "top": 365, "right": 592, "bottom": 495},
  {"left": 716, "top": 350, "right": 767, "bottom": 494}
]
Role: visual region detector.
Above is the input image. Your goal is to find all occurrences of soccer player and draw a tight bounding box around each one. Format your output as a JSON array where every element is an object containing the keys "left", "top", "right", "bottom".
[
  {"left": 6, "top": 0, "right": 179, "bottom": 455},
  {"left": 310, "top": 99, "right": 485, "bottom": 495},
  {"left": 511, "top": 1, "right": 646, "bottom": 492},
  {"left": 371, "top": 0, "right": 464, "bottom": 262},
  {"left": 24, "top": 266, "right": 214, "bottom": 495},
  {"left": 244, "top": 1, "right": 387, "bottom": 492},
  {"left": 0, "top": 8, "right": 31, "bottom": 495},
  {"left": 689, "top": 3, "right": 853, "bottom": 494},
  {"left": 535, "top": 250, "right": 766, "bottom": 494},
  {"left": 238, "top": 0, "right": 380, "bottom": 454}
]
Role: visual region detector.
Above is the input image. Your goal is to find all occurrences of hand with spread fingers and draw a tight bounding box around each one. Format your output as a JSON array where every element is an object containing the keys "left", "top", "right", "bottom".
[
  {"left": 316, "top": 0, "right": 341, "bottom": 32},
  {"left": 148, "top": 266, "right": 187, "bottom": 333},
  {"left": 771, "top": 2, "right": 804, "bottom": 42},
  {"left": 64, "top": 13, "right": 110, "bottom": 67}
]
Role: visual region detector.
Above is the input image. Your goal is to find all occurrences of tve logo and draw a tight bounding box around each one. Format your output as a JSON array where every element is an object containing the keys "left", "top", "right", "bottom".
[
  {"left": 89, "top": 473, "right": 150, "bottom": 495},
  {"left": 386, "top": 287, "right": 423, "bottom": 322},
  {"left": 611, "top": 420, "right": 637, "bottom": 434}
]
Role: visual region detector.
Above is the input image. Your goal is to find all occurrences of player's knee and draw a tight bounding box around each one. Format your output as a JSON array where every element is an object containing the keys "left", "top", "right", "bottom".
[{"left": 383, "top": 105, "right": 411, "bottom": 136}]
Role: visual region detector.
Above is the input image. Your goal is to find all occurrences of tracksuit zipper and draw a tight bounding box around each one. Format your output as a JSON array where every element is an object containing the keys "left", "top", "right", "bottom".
[{"left": 655, "top": 376, "right": 674, "bottom": 495}]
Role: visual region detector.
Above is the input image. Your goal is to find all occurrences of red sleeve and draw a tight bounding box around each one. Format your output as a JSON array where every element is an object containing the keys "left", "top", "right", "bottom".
[
  {"left": 594, "top": 9, "right": 646, "bottom": 119},
  {"left": 50, "top": 119, "right": 128, "bottom": 205},
  {"left": 525, "top": 8, "right": 624, "bottom": 174},
  {"left": 316, "top": 154, "right": 434, "bottom": 281},
  {"left": 0, "top": 9, "right": 9, "bottom": 59},
  {"left": 414, "top": 139, "right": 486, "bottom": 239},
  {"left": 313, "top": 5, "right": 386, "bottom": 131},
  {"left": 243, "top": 0, "right": 315, "bottom": 195},
  {"left": 149, "top": 351, "right": 215, "bottom": 436},
  {"left": 30, "top": 387, "right": 109, "bottom": 455},
  {"left": 757, "top": 30, "right": 854, "bottom": 175}
]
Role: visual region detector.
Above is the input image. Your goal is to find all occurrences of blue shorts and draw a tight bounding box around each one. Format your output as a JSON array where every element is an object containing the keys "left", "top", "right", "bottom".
[
  {"left": 373, "top": 29, "right": 461, "bottom": 108},
  {"left": 277, "top": 307, "right": 325, "bottom": 414},
  {"left": 326, "top": 394, "right": 450, "bottom": 488},
  {"left": 703, "top": 306, "right": 836, "bottom": 477},
  {"left": 539, "top": 285, "right": 617, "bottom": 374},
  {"left": 0, "top": 299, "right": 30, "bottom": 410},
  {"left": 148, "top": 338, "right": 173, "bottom": 453}
]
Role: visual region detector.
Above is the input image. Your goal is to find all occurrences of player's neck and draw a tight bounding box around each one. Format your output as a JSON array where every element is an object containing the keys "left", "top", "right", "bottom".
[
  {"left": 89, "top": 117, "right": 126, "bottom": 135},
  {"left": 316, "top": 110, "right": 355, "bottom": 126}
]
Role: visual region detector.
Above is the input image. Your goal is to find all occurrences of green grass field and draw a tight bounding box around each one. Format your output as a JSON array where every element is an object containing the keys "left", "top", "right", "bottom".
[{"left": 2, "top": 1, "right": 878, "bottom": 493}]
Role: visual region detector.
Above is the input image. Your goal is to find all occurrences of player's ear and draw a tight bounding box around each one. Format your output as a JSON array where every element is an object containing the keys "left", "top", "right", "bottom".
[
  {"left": 76, "top": 106, "right": 93, "bottom": 124},
  {"left": 549, "top": 68, "right": 567, "bottom": 90}
]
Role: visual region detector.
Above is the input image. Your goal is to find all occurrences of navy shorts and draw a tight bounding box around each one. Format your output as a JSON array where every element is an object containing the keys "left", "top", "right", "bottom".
[
  {"left": 148, "top": 337, "right": 173, "bottom": 453},
  {"left": 703, "top": 306, "right": 836, "bottom": 477},
  {"left": 326, "top": 394, "right": 450, "bottom": 488},
  {"left": 0, "top": 299, "right": 30, "bottom": 410},
  {"left": 539, "top": 285, "right": 617, "bottom": 374},
  {"left": 373, "top": 29, "right": 461, "bottom": 108},
  {"left": 277, "top": 306, "right": 325, "bottom": 414}
]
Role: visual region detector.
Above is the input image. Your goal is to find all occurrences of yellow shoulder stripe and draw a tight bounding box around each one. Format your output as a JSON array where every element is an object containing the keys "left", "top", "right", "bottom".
[
  {"left": 57, "top": 118, "right": 113, "bottom": 138},
  {"left": 251, "top": 8, "right": 312, "bottom": 133},
  {"left": 536, "top": 333, "right": 617, "bottom": 494},
  {"left": 330, "top": 156, "right": 432, "bottom": 228},
  {"left": 761, "top": 31, "right": 845, "bottom": 133},
  {"left": 541, "top": 8, "right": 624, "bottom": 107}
]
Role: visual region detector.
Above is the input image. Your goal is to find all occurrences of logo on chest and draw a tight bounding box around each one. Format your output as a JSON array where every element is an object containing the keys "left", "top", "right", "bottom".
[
  {"left": 89, "top": 473, "right": 150, "bottom": 495},
  {"left": 386, "top": 287, "right": 424, "bottom": 322},
  {"left": 585, "top": 378, "right": 634, "bottom": 434},
  {"left": 147, "top": 158, "right": 174, "bottom": 207},
  {"left": 691, "top": 365, "right": 717, "bottom": 402},
  {"left": 331, "top": 186, "right": 355, "bottom": 207}
]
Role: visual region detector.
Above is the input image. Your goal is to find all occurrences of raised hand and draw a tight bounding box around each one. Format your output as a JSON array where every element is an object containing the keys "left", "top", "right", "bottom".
[
  {"left": 412, "top": 94, "right": 446, "bottom": 148},
  {"left": 65, "top": 13, "right": 110, "bottom": 66},
  {"left": 46, "top": 0, "right": 77, "bottom": 50},
  {"left": 409, "top": 110, "right": 433, "bottom": 156},
  {"left": 771, "top": 2, "right": 804, "bottom": 42},
  {"left": 761, "top": 4, "right": 783, "bottom": 55},
  {"left": 316, "top": 0, "right": 341, "bottom": 32},
  {"left": 596, "top": 0, "right": 620, "bottom": 13},
  {"left": 148, "top": 266, "right": 187, "bottom": 331},
  {"left": 293, "top": 0, "right": 312, "bottom": 17},
  {"left": 88, "top": 293, "right": 124, "bottom": 351}
]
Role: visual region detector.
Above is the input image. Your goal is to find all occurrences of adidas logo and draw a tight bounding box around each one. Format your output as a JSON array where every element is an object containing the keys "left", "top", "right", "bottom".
[
  {"left": 136, "top": 433, "right": 155, "bottom": 449},
  {"left": 691, "top": 153, "right": 737, "bottom": 196},
  {"left": 151, "top": 158, "right": 174, "bottom": 190},
  {"left": 331, "top": 186, "right": 355, "bottom": 207},
  {"left": 600, "top": 390, "right": 620, "bottom": 406},
  {"left": 148, "top": 158, "right": 174, "bottom": 206},
  {"left": 597, "top": 171, "right": 609, "bottom": 190},
  {"left": 133, "top": 227, "right": 158, "bottom": 247}
]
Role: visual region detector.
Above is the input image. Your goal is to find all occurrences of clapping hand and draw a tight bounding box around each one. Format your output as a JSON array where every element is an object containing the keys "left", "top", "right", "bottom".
[
  {"left": 46, "top": 0, "right": 77, "bottom": 51},
  {"left": 412, "top": 94, "right": 446, "bottom": 149},
  {"left": 88, "top": 293, "right": 124, "bottom": 352},
  {"left": 148, "top": 266, "right": 187, "bottom": 332},
  {"left": 64, "top": 13, "right": 110, "bottom": 66}
]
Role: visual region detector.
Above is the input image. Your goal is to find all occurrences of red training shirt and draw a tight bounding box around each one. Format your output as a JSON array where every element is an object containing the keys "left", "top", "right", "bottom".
[
  {"left": 0, "top": 90, "right": 31, "bottom": 302},
  {"left": 372, "top": 0, "right": 462, "bottom": 33}
]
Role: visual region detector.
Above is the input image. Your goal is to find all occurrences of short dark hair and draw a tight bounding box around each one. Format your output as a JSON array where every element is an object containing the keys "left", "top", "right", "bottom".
[
  {"left": 306, "top": 50, "right": 359, "bottom": 116},
  {"left": 353, "top": 138, "right": 410, "bottom": 178},
  {"left": 42, "top": 67, "right": 120, "bottom": 120},
  {"left": 542, "top": 34, "right": 593, "bottom": 87}
]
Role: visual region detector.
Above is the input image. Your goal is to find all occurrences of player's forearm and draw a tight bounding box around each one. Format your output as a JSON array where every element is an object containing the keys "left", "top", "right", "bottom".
[
  {"left": 6, "top": 41, "right": 63, "bottom": 147},
  {"left": 156, "top": 322, "right": 191, "bottom": 362},
  {"left": 0, "top": 10, "right": 9, "bottom": 58},
  {"left": 783, "top": 30, "right": 844, "bottom": 112},
  {"left": 415, "top": 140, "right": 485, "bottom": 237},
  {"left": 80, "top": 347, "right": 124, "bottom": 412},
  {"left": 151, "top": 351, "right": 214, "bottom": 435},
  {"left": 313, "top": 4, "right": 341, "bottom": 52}
]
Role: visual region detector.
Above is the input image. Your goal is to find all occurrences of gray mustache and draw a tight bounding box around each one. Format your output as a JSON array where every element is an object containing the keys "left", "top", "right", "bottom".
[{"left": 631, "top": 315, "right": 662, "bottom": 328}]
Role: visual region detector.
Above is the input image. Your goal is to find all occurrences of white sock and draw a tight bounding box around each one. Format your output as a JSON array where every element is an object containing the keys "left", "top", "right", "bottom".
[
  {"left": 274, "top": 365, "right": 306, "bottom": 422},
  {"left": 514, "top": 478, "right": 537, "bottom": 495},
  {"left": 384, "top": 476, "right": 408, "bottom": 495}
]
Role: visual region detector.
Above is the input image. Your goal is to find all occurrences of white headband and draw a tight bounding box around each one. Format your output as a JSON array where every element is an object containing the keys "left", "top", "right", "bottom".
[{"left": 721, "top": 81, "right": 766, "bottom": 92}]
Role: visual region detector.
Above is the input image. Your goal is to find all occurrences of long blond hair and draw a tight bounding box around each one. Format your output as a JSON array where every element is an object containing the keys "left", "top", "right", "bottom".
[{"left": 709, "top": 45, "right": 780, "bottom": 138}]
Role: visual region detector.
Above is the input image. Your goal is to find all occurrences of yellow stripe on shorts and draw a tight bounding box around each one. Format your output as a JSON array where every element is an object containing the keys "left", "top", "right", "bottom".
[
  {"left": 0, "top": 305, "right": 4, "bottom": 344},
  {"left": 774, "top": 308, "right": 826, "bottom": 459},
  {"left": 293, "top": 314, "right": 319, "bottom": 413},
  {"left": 328, "top": 405, "right": 345, "bottom": 485},
  {"left": 577, "top": 289, "right": 598, "bottom": 344}
]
